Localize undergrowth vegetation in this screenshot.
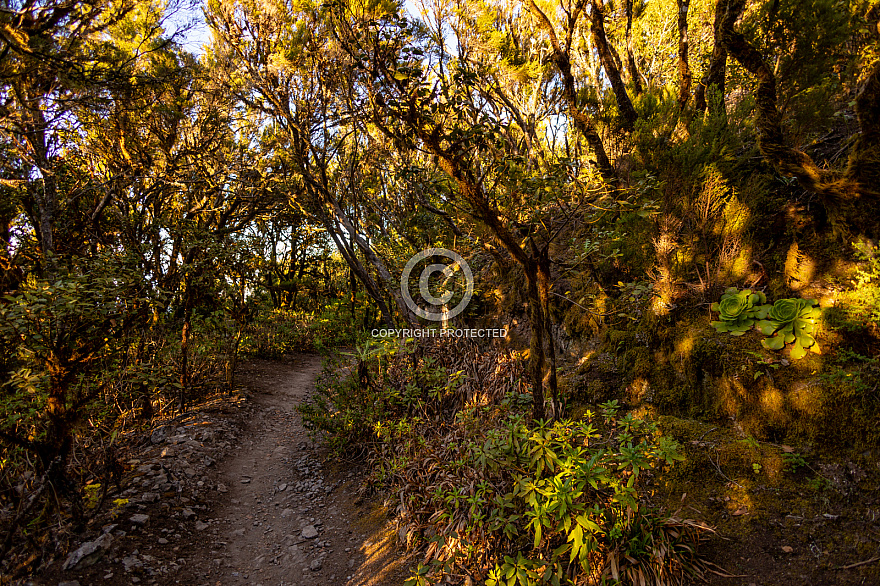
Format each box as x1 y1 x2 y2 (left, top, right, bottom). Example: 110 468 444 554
0 272 367 572
3 0 880 582
300 339 714 585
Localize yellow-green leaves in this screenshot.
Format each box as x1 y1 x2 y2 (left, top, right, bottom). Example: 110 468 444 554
709 289 822 360
710 287 769 335
758 298 821 359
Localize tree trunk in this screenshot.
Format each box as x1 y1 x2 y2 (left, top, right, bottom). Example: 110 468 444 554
590 0 638 131
325 223 395 327
676 0 693 110
694 0 727 115
624 0 643 95
528 0 617 185
45 369 70 468
720 0 880 234
525 267 547 421
534 242 558 418
226 328 242 393
178 283 192 412
422 140 548 421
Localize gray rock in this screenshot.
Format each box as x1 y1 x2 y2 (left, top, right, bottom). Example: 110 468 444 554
280 508 295 518
309 558 323 571
181 508 196 519
58 581 81 586
141 492 159 503
287 545 305 563
150 427 169 445
130 514 149 525
195 521 209 531
301 525 318 539
122 555 143 572
62 533 114 570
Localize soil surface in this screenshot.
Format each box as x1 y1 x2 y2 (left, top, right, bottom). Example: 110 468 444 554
43 354 411 586
39 354 880 586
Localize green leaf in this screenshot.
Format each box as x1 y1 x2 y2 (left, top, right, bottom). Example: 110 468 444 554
794 329 815 349
762 335 785 350
756 320 776 335
790 341 807 360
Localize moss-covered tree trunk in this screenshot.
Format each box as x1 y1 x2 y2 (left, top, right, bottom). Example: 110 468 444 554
589 0 638 131
721 0 880 235
676 0 693 110
694 0 727 115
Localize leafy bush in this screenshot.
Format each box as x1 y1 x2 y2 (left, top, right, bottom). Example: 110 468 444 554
825 240 880 333
300 340 712 585
240 310 314 358
241 297 370 358
710 288 769 335
757 298 821 359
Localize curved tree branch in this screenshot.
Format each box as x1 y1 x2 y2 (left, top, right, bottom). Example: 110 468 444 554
721 0 880 233
676 0 693 110
720 0 836 192
527 0 617 185
589 0 638 131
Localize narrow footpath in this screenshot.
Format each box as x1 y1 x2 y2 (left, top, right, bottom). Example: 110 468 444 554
49 355 409 586
174 355 409 586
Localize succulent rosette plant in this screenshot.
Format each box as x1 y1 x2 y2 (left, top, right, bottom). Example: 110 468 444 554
757 298 821 359
710 288 770 335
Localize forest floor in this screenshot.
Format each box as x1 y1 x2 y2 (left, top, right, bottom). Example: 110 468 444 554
35 354 880 586
40 354 411 586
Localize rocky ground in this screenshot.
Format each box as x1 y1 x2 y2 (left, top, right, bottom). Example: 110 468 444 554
39 354 410 586
34 353 880 586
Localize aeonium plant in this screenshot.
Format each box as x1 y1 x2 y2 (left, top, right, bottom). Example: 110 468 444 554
710 288 770 335
757 298 821 359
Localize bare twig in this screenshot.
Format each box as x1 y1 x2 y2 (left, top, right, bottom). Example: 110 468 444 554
835 556 880 570
708 449 743 489
0 456 62 564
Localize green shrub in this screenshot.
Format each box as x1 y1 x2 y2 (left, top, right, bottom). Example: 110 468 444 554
825 240 880 333
300 340 713 585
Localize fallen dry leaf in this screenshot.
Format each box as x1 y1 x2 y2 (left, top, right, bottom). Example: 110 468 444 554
781 545 794 553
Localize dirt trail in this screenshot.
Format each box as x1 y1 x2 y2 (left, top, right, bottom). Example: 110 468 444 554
168 355 409 586
40 355 409 586
128 355 405 586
